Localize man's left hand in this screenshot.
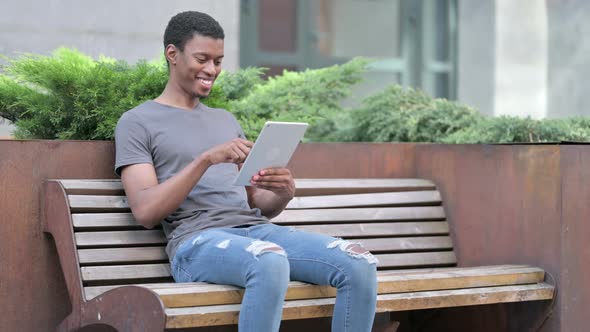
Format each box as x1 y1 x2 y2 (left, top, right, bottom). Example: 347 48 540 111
251 168 295 199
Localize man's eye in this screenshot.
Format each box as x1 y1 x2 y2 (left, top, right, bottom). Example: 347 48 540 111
215 61 222 66
196 58 207 63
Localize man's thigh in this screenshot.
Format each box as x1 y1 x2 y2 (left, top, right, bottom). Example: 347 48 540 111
250 224 376 285
171 228 285 286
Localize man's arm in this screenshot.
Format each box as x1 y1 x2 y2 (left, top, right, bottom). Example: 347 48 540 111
121 138 253 228
246 168 296 219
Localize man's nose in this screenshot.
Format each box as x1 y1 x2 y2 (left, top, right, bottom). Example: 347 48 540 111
203 60 216 75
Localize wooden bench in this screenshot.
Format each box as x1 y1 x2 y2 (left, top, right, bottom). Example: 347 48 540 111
43 178 555 332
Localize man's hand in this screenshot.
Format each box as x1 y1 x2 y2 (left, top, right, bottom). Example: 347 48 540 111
250 168 295 199
203 138 253 165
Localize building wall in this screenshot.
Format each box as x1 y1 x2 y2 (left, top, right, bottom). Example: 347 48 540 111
458 0 589 119
0 119 13 137
546 0 590 118
0 0 241 136
494 0 548 119
456 0 496 117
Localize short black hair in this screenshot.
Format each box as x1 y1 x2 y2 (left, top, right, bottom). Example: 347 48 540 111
163 11 225 52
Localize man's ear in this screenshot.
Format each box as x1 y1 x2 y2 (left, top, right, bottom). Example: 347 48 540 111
164 44 178 65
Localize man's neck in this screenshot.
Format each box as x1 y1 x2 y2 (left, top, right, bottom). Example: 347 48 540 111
155 82 200 111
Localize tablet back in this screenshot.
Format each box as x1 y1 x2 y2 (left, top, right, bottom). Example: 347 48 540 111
234 121 308 186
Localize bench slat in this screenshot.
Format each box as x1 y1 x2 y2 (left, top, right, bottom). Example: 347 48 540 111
75 237 454 265
81 263 172 282
294 178 436 196
75 230 166 247
59 179 436 196
69 195 129 212
67 191 441 212
296 222 449 237
164 283 555 328
286 191 441 209
73 213 140 230
376 282 554 312
274 206 445 224
360 236 453 252
78 247 168 264
73 222 449 248
58 179 124 195
71 206 446 230
79 251 455 282
376 251 456 268
83 265 544 301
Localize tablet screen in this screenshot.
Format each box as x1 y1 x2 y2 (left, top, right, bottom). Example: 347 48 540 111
234 121 308 186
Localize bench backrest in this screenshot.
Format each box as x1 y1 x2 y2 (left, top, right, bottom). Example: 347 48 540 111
50 178 455 302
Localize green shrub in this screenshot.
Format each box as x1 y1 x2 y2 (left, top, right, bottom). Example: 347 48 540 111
321 84 590 144
1 48 169 139
2 48 588 143
444 116 590 143
0 48 365 140
228 58 367 140
330 85 481 143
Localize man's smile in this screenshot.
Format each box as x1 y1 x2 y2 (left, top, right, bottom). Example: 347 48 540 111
197 77 213 88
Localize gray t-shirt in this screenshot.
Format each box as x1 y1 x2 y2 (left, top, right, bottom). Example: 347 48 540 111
115 100 269 258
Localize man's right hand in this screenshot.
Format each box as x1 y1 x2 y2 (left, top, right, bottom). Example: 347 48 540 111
203 138 253 165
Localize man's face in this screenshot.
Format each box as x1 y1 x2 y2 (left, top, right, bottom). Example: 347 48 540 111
173 34 224 99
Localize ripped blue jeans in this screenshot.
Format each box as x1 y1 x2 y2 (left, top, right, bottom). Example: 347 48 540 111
171 223 378 332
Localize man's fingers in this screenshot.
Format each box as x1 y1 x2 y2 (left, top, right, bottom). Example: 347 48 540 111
236 138 254 147
231 146 247 162
252 182 283 189
234 150 242 161
253 175 289 182
235 142 251 156
258 168 290 176
231 139 252 157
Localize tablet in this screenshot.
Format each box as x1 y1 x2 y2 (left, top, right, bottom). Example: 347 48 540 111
234 121 308 186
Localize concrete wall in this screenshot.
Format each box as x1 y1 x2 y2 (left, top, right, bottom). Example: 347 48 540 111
494 0 548 119
0 0 241 136
0 119 13 137
456 0 496 117
546 0 590 118
458 0 549 118
458 0 590 118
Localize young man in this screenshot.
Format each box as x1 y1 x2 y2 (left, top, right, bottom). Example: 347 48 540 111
115 11 377 332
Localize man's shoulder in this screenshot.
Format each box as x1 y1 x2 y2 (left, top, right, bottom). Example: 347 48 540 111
200 103 230 114
115 101 157 135
123 100 155 117
118 100 163 124
200 103 238 122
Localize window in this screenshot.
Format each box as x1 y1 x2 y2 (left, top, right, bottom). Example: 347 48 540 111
240 0 457 100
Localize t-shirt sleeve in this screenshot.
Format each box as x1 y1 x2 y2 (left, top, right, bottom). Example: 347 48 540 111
114 112 153 176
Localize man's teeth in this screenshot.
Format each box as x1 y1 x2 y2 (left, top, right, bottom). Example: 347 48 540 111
199 78 212 85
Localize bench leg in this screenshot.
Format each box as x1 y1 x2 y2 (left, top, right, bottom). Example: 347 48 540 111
58 286 167 332
371 313 401 332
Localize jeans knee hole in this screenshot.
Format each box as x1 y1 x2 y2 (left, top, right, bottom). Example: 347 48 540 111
246 240 287 259
327 239 379 265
